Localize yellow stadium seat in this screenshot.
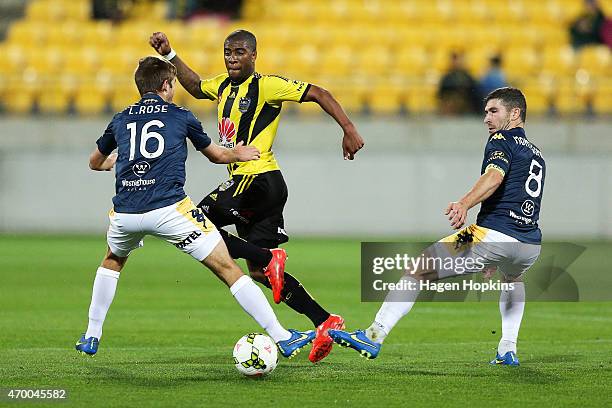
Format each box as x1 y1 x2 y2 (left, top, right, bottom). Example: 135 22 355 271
63 47 100 78
539 27 570 48
592 93 612 115
115 24 153 50
80 21 115 49
407 83 437 114
590 79 612 114
319 45 352 78
6 21 46 49
110 85 141 112
367 83 406 115
64 0 90 20
356 46 391 78
541 45 577 77
503 47 539 79
38 83 73 114
283 44 320 79
5 84 36 114
522 86 551 115
395 46 428 77
46 22 86 47
324 80 365 114
577 45 611 77
0 44 27 76
26 46 64 75
188 21 227 52
73 76 113 115
556 95 586 115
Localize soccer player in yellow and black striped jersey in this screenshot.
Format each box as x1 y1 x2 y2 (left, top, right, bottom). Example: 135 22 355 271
150 30 364 363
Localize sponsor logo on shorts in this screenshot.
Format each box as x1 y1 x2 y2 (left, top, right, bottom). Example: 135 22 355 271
175 231 202 249
230 208 249 224
521 200 535 216
218 179 235 192
277 227 287 236
132 161 150 177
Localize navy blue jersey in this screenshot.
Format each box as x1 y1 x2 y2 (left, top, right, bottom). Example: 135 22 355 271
476 127 545 244
96 93 211 213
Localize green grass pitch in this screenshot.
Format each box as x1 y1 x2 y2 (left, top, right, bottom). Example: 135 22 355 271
0 236 611 407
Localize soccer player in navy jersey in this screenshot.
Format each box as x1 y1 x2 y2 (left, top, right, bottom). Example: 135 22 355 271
75 56 315 358
330 88 545 366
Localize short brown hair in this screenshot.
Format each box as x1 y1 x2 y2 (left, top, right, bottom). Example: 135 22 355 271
134 56 177 96
484 87 527 122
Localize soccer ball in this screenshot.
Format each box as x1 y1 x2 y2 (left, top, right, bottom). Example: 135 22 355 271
232 333 278 377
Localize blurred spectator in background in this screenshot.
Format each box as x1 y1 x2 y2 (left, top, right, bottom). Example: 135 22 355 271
570 0 607 49
437 52 480 115
92 0 124 20
479 54 508 102
168 0 243 20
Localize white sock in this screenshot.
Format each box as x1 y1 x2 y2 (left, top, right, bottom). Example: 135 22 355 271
368 275 420 343
498 282 525 355
230 275 291 343
85 267 120 339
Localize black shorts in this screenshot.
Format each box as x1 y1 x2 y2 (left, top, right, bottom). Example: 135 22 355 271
197 170 289 249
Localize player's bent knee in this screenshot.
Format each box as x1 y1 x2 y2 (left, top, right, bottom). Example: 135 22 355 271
101 247 128 272
201 241 244 286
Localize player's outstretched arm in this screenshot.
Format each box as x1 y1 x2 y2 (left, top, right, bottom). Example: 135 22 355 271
445 169 504 229
149 32 207 99
302 85 364 160
200 141 260 164
89 148 117 171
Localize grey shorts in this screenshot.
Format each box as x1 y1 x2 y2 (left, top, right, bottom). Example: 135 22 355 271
427 224 541 279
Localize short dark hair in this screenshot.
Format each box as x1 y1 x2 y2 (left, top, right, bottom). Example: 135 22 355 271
134 56 177 96
225 29 257 51
484 87 527 122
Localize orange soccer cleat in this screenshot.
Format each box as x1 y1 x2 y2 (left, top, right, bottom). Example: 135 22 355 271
309 314 345 363
264 248 286 304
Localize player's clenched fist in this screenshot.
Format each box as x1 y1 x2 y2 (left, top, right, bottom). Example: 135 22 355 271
342 125 365 160
149 32 172 55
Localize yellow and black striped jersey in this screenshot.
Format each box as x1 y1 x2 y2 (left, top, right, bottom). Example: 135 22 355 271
200 72 310 176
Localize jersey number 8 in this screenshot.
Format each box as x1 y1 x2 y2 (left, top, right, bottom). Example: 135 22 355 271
127 120 165 160
525 159 543 198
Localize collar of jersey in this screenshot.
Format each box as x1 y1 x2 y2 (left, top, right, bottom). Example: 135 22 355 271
140 92 165 102
229 72 256 86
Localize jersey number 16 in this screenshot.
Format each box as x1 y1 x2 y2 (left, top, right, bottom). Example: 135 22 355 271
127 120 165 160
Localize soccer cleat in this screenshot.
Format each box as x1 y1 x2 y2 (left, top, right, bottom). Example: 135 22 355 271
328 329 381 360
75 334 99 356
490 351 520 366
309 314 345 363
264 248 286 304
276 329 315 358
